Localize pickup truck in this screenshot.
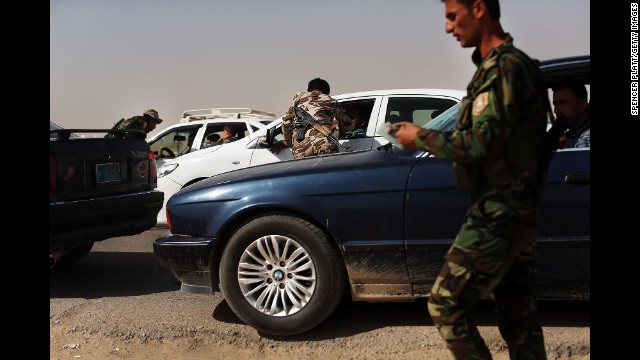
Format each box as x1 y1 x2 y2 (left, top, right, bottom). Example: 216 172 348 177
49 123 164 268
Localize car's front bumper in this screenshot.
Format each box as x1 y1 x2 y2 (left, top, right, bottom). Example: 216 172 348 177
153 231 219 294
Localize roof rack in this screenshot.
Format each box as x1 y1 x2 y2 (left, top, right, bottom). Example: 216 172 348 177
180 108 277 123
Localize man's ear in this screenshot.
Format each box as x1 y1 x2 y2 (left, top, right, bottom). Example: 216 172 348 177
472 0 486 19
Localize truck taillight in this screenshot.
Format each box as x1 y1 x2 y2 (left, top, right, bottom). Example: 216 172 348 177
148 151 158 188
50 153 56 196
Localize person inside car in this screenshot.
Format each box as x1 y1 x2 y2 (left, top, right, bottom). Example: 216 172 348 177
181 132 197 155
552 80 590 148
218 125 239 144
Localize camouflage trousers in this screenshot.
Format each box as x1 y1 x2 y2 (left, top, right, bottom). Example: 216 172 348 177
427 191 547 360
291 128 338 159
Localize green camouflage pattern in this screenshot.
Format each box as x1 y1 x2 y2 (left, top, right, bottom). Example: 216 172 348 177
282 90 353 159
112 116 150 132
416 35 549 359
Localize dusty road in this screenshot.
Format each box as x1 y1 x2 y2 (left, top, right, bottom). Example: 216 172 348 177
50 227 590 359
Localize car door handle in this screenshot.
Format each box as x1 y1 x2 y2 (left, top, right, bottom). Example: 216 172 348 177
232 161 240 165
564 172 590 184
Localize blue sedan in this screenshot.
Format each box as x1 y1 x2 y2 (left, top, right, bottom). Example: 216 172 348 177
154 56 590 336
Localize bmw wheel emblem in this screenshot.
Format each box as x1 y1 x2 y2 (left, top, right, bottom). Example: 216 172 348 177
273 270 284 281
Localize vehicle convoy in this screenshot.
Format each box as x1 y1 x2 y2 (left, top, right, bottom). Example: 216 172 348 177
50 123 164 268
146 108 275 168
155 89 466 224
152 55 589 337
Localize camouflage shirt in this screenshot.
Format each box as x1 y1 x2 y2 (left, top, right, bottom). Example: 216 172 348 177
111 115 151 133
282 90 353 145
414 34 549 197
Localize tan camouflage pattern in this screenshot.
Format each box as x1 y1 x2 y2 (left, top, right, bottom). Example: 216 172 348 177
415 35 550 360
282 90 353 159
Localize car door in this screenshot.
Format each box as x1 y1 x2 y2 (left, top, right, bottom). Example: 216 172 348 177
403 147 590 299
403 153 470 297
534 147 590 299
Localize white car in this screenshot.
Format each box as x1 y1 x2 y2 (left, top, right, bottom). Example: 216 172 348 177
155 89 466 224
147 108 276 168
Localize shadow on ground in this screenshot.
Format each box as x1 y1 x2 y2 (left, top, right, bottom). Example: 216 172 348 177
212 297 590 340
49 251 181 299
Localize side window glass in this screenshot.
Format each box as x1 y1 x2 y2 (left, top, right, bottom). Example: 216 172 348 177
149 126 199 159
273 125 284 142
339 99 376 139
202 123 244 147
386 97 458 127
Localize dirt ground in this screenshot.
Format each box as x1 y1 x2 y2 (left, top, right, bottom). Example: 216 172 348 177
49 291 590 360
50 228 590 360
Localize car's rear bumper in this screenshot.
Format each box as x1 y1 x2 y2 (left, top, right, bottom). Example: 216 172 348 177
153 232 218 293
50 190 164 249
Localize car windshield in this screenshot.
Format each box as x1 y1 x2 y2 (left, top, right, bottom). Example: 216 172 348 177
424 102 459 131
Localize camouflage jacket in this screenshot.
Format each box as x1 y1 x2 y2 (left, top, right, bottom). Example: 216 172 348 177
112 116 150 133
414 34 549 197
282 90 353 144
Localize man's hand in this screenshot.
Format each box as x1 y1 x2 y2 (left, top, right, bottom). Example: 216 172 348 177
388 122 421 152
270 140 291 154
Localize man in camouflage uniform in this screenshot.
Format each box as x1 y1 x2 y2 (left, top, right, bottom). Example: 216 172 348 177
392 1 550 359
272 78 353 159
108 109 163 137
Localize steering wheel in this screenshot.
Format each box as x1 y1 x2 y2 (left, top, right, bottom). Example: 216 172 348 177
160 147 176 158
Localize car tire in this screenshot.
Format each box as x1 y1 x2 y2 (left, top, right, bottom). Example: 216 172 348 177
219 213 346 336
58 242 94 266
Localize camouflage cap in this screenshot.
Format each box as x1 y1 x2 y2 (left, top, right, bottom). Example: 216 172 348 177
143 109 163 123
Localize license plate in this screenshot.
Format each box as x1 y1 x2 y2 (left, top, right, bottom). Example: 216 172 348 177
96 162 121 184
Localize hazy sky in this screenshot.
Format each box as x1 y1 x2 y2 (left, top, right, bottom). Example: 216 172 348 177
51 0 590 137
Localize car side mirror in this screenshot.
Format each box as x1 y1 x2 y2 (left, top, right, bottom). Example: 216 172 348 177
258 128 273 148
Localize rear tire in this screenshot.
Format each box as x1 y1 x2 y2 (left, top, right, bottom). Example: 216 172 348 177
219 214 346 336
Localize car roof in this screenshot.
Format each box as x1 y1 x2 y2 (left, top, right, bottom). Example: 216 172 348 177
333 88 466 100
539 55 590 87
180 108 276 122
159 118 269 131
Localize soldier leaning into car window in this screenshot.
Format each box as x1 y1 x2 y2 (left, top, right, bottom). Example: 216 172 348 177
391 1 550 359
271 78 353 159
106 109 163 139
552 80 590 148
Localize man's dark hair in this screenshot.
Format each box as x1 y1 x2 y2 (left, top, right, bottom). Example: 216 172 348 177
442 0 500 20
307 78 331 94
552 80 588 100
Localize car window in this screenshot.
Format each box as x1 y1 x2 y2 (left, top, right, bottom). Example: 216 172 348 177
424 94 591 151
150 126 201 159
202 122 248 147
339 99 377 138
425 102 460 131
387 97 458 127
